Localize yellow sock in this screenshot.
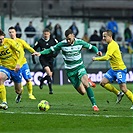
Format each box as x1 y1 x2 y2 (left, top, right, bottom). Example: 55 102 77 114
26 81 33 95
104 83 119 95
0 84 7 103
125 90 133 103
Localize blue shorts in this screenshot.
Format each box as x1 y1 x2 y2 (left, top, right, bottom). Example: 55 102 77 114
104 68 127 84
0 66 10 79
21 63 31 80
0 66 22 83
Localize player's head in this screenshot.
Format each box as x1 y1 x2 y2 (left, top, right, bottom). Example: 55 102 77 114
65 29 75 45
8 26 17 39
0 29 5 45
102 30 113 43
43 28 51 41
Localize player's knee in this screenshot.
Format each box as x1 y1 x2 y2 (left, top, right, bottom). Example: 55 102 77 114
15 89 22 94
80 91 85 95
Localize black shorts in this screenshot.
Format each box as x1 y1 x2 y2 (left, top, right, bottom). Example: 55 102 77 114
39 56 54 72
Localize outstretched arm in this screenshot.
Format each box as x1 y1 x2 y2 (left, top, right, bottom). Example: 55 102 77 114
91 45 102 56
32 48 52 56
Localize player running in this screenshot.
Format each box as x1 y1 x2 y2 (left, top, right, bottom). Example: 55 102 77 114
92 30 133 110
32 29 102 111
0 29 24 109
8 26 36 100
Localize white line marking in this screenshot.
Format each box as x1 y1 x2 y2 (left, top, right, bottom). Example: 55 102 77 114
0 111 133 118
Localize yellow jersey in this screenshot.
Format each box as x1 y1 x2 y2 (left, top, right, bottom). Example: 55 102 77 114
0 38 24 70
95 40 126 70
14 38 35 66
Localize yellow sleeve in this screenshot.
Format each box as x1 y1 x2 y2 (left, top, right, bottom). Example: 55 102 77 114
20 39 35 53
94 54 110 61
94 42 114 61
11 40 24 65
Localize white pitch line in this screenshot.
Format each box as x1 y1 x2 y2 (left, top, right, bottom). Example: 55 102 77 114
0 111 133 118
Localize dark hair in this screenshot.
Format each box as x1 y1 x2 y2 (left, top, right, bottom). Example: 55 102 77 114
0 29 5 36
8 26 16 31
43 28 50 33
65 29 73 37
106 30 113 37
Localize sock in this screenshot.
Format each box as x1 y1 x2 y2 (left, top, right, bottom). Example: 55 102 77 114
125 90 133 103
86 87 97 106
26 81 33 95
47 76 53 92
104 83 119 95
0 84 7 103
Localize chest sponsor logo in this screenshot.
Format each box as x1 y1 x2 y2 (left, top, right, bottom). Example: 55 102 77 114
0 49 10 56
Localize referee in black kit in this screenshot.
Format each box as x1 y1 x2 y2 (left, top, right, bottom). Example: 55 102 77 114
32 28 58 94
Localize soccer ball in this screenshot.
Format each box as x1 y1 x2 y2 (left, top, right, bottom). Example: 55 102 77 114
38 100 50 111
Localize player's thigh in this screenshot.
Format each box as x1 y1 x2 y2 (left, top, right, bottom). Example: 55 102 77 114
0 72 8 84
0 67 10 84
103 69 115 83
10 70 22 83
116 69 127 84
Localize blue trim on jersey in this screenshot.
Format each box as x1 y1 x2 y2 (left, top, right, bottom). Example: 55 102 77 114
104 68 127 84
0 66 10 79
21 63 31 80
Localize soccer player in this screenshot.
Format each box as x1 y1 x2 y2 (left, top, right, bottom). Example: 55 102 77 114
32 28 58 94
8 26 36 100
0 29 24 110
92 30 133 109
32 29 102 111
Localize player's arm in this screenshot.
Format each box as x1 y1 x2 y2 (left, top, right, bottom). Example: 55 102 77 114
92 45 114 61
22 40 36 53
82 40 102 56
40 42 61 55
32 42 61 56
93 53 111 61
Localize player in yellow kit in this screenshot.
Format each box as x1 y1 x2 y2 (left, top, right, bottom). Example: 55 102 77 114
92 30 133 109
8 26 36 100
0 29 24 110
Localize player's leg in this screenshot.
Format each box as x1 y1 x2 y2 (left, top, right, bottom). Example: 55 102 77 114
80 74 99 111
100 69 123 100
44 66 53 94
117 69 133 109
22 63 36 99
10 69 23 103
119 83 133 103
67 67 99 111
0 69 10 110
40 66 53 94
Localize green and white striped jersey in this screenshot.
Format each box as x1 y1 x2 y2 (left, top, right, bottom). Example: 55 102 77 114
40 38 98 69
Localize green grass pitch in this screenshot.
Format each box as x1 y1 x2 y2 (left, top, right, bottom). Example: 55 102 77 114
0 83 132 133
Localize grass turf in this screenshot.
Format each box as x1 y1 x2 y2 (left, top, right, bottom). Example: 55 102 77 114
0 84 133 133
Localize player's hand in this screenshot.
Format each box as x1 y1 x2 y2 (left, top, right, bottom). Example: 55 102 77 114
97 51 102 56
92 56 96 61
15 64 20 72
32 52 41 56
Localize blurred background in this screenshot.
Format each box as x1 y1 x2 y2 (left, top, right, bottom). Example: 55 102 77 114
0 0 133 85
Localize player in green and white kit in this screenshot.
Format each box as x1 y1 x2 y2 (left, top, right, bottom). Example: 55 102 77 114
32 29 102 111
